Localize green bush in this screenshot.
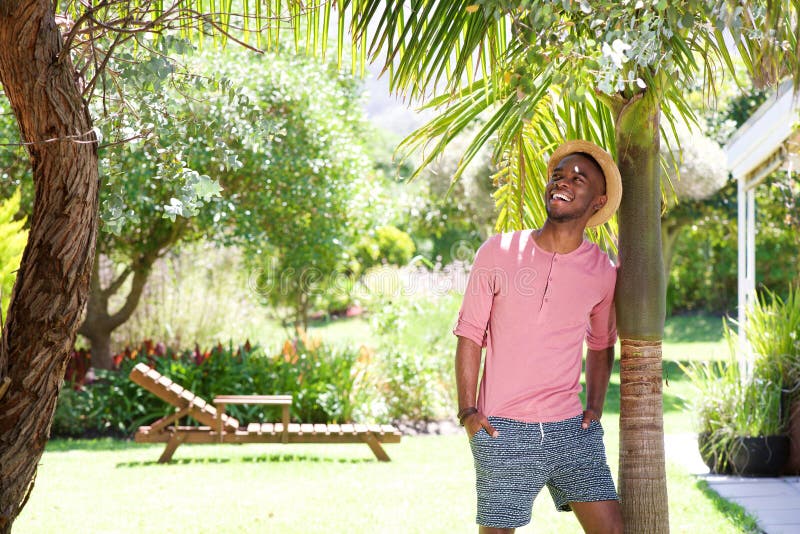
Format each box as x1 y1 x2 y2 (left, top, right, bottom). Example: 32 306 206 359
51 387 98 438
367 281 463 421
354 225 416 270
0 189 27 317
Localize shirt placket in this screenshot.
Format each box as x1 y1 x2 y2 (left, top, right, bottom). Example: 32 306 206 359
539 253 557 312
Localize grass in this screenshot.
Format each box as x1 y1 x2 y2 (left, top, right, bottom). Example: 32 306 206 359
15 312 753 533
17 430 757 534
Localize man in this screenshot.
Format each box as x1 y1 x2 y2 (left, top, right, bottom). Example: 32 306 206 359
453 140 623 534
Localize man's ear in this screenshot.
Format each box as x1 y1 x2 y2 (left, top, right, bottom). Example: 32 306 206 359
593 195 608 212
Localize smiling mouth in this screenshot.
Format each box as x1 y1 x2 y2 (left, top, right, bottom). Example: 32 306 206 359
551 192 572 202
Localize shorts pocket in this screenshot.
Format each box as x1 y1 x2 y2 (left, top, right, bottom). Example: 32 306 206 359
469 427 486 444
591 419 604 435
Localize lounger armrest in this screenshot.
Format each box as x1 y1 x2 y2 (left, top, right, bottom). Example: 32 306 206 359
212 395 292 406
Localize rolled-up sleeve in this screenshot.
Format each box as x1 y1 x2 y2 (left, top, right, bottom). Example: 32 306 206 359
453 238 496 348
586 265 618 350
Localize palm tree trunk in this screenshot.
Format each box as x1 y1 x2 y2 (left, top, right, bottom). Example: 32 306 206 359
610 89 669 533
0 2 99 531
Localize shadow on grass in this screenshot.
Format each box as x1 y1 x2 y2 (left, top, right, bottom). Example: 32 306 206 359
46 437 141 453
116 452 373 468
664 314 726 343
695 479 762 533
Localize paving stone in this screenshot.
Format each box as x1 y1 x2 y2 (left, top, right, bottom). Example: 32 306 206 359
729 494 800 511
708 481 795 498
757 509 800 525
761 524 800 534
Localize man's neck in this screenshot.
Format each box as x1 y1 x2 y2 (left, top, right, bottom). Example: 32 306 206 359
533 220 585 254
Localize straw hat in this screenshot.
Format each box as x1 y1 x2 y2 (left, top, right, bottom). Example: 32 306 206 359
546 140 622 227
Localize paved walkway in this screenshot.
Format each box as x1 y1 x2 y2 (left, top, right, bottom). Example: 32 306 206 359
665 433 800 533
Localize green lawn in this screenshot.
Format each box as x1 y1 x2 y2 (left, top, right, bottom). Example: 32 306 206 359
17 430 755 533
15 313 754 533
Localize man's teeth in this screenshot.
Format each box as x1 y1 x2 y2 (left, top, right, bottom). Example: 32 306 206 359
552 193 571 202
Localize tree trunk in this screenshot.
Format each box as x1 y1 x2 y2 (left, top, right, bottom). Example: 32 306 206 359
0 2 99 531
661 219 682 278
78 255 151 370
611 89 669 533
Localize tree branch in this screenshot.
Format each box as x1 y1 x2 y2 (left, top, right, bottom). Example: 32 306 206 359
107 266 151 330
101 266 132 299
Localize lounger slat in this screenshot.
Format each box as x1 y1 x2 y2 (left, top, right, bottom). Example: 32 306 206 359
380 425 398 434
157 376 173 388
261 423 274 434
328 424 341 435
354 424 368 434
179 390 195 404
314 424 328 435
288 423 301 433
247 423 260 434
274 423 284 434
299 423 314 435
341 424 355 434
168 383 184 396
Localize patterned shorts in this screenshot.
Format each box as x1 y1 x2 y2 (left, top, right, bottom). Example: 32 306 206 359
469 415 618 528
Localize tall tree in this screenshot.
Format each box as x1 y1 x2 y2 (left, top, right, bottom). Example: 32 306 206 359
0 2 287 528
345 2 799 531
660 121 727 275
0 4 100 529
77 58 233 369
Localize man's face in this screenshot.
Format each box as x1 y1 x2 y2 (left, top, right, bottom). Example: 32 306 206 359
545 153 608 224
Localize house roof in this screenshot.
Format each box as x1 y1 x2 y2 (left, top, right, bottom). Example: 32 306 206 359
725 78 800 186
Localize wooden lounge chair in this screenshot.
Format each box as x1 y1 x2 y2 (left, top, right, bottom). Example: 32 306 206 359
129 363 401 463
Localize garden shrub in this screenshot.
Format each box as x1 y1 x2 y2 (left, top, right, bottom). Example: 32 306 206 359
366 273 464 421
0 189 27 317
354 225 416 270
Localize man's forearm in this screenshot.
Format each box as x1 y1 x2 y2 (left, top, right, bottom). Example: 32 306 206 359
584 346 615 416
455 336 483 411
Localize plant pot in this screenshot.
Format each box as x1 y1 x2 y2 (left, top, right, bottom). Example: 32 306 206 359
728 435 789 477
698 432 733 474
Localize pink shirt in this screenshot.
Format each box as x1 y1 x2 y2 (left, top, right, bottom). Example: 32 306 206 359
453 229 617 423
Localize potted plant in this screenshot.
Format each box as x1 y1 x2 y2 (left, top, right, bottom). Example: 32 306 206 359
683 321 789 476
743 286 800 474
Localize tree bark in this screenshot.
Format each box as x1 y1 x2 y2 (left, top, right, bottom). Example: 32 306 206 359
0 2 99 531
610 88 669 533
